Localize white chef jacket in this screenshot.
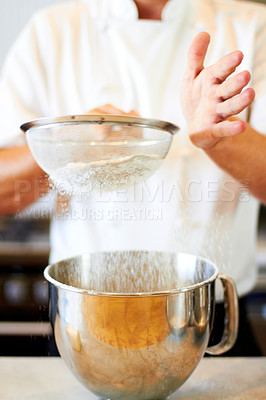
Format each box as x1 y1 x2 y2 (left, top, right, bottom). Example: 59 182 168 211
0 0 266 298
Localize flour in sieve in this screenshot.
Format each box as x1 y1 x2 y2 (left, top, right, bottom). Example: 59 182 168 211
50 154 162 195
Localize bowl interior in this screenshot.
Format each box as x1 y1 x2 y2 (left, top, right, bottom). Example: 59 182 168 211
45 251 218 295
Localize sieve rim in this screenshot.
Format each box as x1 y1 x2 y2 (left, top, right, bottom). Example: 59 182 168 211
20 114 179 136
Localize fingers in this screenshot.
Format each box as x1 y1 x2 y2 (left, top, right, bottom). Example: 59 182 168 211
85 104 141 141
128 109 140 117
212 119 247 138
216 88 255 118
186 32 210 79
208 50 243 84
86 104 125 115
184 33 255 149
217 70 251 100
186 33 243 84
86 104 140 116
190 119 247 149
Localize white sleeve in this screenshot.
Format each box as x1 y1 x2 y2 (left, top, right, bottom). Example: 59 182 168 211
0 14 49 147
249 10 266 135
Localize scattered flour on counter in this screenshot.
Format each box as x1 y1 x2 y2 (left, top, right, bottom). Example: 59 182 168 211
49 154 162 195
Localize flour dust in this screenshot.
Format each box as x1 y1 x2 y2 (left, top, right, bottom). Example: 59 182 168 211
54 251 202 294
49 154 162 195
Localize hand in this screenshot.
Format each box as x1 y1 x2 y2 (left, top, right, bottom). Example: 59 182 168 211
181 32 255 149
86 104 140 140
87 103 139 117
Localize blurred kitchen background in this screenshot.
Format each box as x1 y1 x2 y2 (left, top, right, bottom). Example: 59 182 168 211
0 0 266 357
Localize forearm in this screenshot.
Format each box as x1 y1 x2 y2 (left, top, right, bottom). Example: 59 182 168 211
0 145 49 215
204 122 266 204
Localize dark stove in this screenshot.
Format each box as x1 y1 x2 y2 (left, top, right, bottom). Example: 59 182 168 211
0 216 57 356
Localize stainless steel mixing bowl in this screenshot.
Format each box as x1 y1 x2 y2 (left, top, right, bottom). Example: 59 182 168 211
44 251 238 400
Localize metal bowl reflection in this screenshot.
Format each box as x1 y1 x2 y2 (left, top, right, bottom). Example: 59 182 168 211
44 251 238 400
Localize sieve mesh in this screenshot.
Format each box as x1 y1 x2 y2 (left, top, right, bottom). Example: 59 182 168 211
21 115 179 194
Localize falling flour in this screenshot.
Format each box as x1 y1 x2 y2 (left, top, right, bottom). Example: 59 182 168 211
55 251 196 294
50 154 162 195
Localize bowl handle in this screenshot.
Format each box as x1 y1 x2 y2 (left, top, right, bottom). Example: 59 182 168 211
205 273 239 355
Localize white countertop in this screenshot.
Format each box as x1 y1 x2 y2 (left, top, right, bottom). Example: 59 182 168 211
1 357 266 400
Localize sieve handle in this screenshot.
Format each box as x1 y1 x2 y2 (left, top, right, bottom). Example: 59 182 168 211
206 273 239 355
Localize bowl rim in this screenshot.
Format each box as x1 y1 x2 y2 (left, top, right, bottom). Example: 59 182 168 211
43 252 219 297
20 114 179 136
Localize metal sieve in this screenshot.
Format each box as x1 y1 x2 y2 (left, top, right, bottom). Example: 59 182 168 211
21 115 179 194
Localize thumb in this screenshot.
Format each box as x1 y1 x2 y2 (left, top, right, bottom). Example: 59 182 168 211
128 109 140 117
186 32 210 79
